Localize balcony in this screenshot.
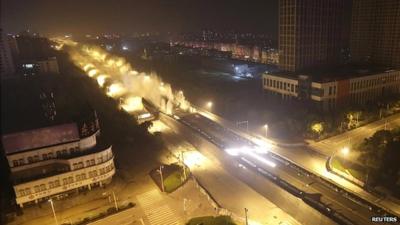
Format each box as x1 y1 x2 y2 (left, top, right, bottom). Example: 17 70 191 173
14 156 115 206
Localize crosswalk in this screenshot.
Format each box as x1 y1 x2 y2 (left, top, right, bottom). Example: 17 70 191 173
136 190 181 225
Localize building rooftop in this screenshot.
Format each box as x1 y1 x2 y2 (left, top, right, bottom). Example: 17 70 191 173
2 123 80 155
268 65 397 82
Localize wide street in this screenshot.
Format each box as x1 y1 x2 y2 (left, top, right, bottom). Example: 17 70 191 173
153 120 307 225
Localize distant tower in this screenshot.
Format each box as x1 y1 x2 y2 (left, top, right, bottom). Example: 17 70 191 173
39 91 57 121
278 0 346 72
0 28 15 78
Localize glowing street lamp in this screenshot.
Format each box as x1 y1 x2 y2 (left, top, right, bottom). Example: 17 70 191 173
206 101 213 109
341 146 350 156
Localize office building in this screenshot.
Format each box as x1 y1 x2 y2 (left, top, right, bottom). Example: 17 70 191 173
263 67 400 110
350 0 400 68
21 57 60 76
278 0 346 72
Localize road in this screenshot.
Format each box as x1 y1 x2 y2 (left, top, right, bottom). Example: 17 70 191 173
175 113 378 225
196 108 400 217
156 119 316 225
310 113 400 156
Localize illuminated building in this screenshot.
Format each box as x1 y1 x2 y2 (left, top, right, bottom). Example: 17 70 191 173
350 0 400 68
263 67 400 110
21 57 59 76
278 0 346 72
2 112 115 207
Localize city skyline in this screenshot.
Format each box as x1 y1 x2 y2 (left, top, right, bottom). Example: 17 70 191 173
2 0 280 37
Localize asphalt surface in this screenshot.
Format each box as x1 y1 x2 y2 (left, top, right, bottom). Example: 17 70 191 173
178 113 383 225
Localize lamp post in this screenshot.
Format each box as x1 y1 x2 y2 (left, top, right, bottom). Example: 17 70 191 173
264 124 269 138
206 101 213 109
102 191 118 211
181 151 187 180
48 199 59 225
158 165 165 192
244 208 249 225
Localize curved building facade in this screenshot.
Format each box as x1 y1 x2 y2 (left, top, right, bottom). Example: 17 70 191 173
2 116 116 207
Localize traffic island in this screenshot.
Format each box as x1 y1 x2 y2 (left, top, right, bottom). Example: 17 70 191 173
150 163 191 193
186 216 237 225
327 156 366 187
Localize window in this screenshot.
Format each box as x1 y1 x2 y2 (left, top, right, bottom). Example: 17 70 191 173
68 177 73 184
62 150 67 155
89 170 98 178
40 184 46 191
333 86 336 95
25 188 31 195
90 159 95 165
273 80 276 88
42 154 48 160
28 157 33 163
56 151 61 157
34 155 39 161
63 178 68 185
290 84 294 92
329 86 332 95
54 180 60 187
13 160 18 167
34 185 40 193
19 190 25 197
48 152 54 158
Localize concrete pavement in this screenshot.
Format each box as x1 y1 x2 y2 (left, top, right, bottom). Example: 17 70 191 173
157 119 319 225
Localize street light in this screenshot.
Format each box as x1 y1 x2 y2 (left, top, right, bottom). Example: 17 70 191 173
263 124 269 138
341 146 350 156
244 208 249 225
206 101 213 109
102 191 118 211
48 199 59 225
158 165 165 192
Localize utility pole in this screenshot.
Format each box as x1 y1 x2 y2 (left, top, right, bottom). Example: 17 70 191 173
112 191 118 211
244 208 249 225
48 199 59 225
181 151 187 180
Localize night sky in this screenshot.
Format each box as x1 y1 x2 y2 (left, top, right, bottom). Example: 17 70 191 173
2 0 278 36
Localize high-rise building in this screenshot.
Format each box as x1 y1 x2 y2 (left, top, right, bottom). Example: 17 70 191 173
350 0 400 68
0 29 15 77
278 0 346 72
